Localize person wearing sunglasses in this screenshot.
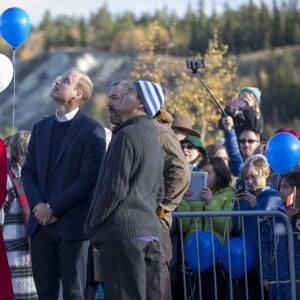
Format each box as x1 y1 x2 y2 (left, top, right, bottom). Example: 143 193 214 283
238 129 261 159
180 135 207 171
222 115 262 177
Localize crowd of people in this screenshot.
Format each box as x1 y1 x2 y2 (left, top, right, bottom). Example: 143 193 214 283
0 71 299 300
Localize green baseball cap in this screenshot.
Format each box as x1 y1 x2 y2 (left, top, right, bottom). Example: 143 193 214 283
180 135 207 157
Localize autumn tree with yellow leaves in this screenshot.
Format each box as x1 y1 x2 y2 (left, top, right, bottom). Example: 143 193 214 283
131 23 238 143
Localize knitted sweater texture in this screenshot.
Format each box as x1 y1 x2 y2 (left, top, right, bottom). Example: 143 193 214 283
84 116 164 243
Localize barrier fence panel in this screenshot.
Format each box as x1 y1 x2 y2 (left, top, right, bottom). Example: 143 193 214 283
172 210 297 300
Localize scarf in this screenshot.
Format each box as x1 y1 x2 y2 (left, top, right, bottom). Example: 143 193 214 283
7 164 30 226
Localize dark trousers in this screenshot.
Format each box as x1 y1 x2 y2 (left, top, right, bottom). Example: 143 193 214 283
30 224 89 300
185 263 227 300
98 238 162 300
160 224 173 300
170 218 184 300
85 244 101 300
226 270 267 300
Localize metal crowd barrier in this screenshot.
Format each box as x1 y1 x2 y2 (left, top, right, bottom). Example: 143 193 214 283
172 210 297 300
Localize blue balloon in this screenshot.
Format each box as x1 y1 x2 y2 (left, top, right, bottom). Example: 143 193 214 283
220 238 255 278
0 7 31 48
265 132 300 174
184 230 221 272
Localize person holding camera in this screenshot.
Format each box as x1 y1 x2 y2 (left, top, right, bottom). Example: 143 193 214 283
221 86 264 137
220 87 264 177
232 154 280 300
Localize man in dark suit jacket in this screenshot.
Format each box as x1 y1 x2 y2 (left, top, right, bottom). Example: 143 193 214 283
22 69 106 300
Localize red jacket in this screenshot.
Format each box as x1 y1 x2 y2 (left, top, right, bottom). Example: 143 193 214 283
0 138 13 299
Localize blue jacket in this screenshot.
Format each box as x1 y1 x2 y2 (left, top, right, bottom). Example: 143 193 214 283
232 186 279 267
223 128 244 177
260 202 300 299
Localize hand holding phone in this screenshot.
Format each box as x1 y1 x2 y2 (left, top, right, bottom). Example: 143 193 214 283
234 178 246 201
235 178 246 193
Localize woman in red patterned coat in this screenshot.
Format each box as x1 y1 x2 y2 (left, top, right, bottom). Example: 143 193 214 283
0 138 13 299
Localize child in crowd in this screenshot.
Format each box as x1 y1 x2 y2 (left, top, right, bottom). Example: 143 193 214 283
206 143 230 168
260 171 300 299
221 86 264 136
178 156 233 300
232 154 279 300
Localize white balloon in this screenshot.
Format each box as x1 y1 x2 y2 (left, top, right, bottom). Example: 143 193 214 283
0 54 13 93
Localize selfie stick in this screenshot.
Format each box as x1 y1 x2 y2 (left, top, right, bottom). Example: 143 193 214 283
186 58 227 117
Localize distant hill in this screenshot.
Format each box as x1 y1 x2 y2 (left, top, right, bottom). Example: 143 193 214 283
1 45 300 134
236 45 300 78
0 50 134 132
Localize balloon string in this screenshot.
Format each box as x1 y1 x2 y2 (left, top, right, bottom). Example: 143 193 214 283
12 48 16 133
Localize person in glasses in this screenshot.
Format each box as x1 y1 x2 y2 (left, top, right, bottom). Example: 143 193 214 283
221 115 261 177
180 135 207 171
238 129 261 159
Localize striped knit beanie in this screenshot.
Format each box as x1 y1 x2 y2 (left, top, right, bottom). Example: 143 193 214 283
134 80 164 117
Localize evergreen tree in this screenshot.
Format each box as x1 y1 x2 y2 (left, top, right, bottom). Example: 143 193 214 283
271 0 286 46
262 49 299 124
258 2 272 49
89 5 114 50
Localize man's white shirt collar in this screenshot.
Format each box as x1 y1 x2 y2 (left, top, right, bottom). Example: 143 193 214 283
55 108 79 122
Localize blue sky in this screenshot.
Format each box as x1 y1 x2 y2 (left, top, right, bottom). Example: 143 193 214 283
0 0 282 26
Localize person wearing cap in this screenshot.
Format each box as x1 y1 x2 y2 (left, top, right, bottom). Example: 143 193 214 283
153 109 190 300
180 135 207 171
84 80 165 300
238 86 261 108
171 113 200 141
220 86 265 177
220 86 264 137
